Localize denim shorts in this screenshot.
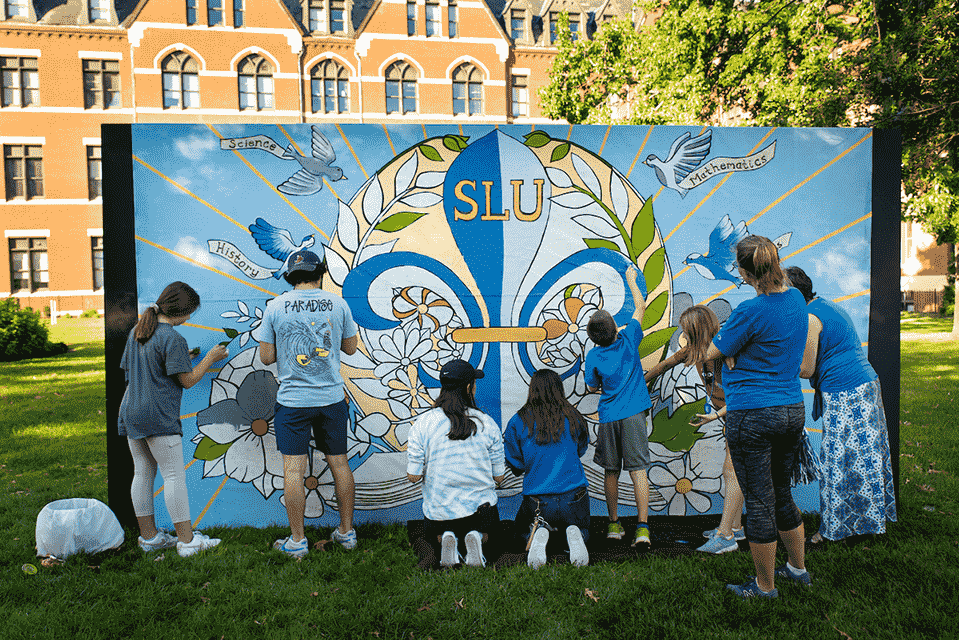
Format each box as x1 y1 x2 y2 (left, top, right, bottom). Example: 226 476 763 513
726 403 805 543
273 400 348 456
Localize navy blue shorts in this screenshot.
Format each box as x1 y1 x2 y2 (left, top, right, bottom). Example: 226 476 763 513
274 401 348 456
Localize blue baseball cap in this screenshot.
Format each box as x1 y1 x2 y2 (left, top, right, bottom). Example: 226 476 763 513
286 249 323 274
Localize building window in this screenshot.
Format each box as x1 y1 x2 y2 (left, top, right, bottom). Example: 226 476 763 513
208 0 223 25
549 12 558 43
9 237 48 293
511 74 528 117
511 9 524 41
311 60 348 114
4 145 43 200
452 63 482 116
5 0 29 18
186 0 197 25
448 0 457 37
308 0 326 31
238 54 274 110
92 236 104 291
89 0 109 21
162 52 199 109
406 0 416 36
233 0 243 26
569 12 580 41
385 60 416 115
1 57 39 108
82 60 121 109
87 146 102 200
425 0 440 36
331 0 345 32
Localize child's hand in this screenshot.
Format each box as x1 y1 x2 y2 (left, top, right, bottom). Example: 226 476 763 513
207 345 229 362
724 356 736 371
690 412 718 427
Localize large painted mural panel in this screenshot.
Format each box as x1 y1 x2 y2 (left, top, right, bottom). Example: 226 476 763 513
124 124 874 529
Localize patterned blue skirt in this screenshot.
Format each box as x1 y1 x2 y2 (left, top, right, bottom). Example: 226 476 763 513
818 378 897 540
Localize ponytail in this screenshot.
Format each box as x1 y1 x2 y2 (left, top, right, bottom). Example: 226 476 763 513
134 281 201 344
735 235 787 295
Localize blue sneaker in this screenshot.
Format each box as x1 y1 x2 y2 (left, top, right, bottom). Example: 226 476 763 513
726 578 778 599
775 563 812 586
702 527 746 542
273 536 308 559
332 527 357 550
696 532 738 554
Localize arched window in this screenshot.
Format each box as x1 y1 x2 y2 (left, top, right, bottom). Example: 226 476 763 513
161 52 199 109
385 61 417 115
237 54 274 110
452 63 482 116
311 60 349 114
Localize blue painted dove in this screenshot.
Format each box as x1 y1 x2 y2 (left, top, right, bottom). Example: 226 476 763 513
277 126 346 196
644 130 712 198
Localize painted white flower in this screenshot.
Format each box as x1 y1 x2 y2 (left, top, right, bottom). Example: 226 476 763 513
649 360 704 419
370 323 434 382
386 366 434 420
391 286 454 332
348 412 392 460
537 285 601 396
648 450 722 516
280 449 336 518
433 319 465 369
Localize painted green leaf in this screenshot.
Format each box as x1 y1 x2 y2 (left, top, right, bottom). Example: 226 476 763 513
374 211 428 233
193 436 233 461
523 131 551 148
454 135 470 150
648 398 706 453
630 197 655 256
222 327 239 339
564 284 578 298
642 291 668 329
443 135 469 152
584 238 620 252
551 142 571 162
638 326 676 359
419 144 443 162
642 247 667 292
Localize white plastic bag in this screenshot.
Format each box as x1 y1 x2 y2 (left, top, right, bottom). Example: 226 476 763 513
35 498 124 558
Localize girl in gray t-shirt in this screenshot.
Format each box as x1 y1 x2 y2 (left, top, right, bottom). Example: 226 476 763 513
119 281 227 557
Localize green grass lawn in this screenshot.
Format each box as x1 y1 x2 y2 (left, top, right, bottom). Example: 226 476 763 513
900 311 955 333
1 321 957 639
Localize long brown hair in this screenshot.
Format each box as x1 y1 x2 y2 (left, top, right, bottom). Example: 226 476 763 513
735 235 789 295
434 382 479 441
134 281 201 344
679 305 720 367
517 369 587 445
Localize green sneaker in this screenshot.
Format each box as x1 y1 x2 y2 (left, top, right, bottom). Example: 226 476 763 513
632 525 651 547
607 521 626 540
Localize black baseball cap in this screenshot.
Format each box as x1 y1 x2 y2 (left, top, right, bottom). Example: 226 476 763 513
439 359 484 388
287 249 322 274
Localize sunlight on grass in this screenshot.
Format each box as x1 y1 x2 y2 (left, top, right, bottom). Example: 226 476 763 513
14 423 96 438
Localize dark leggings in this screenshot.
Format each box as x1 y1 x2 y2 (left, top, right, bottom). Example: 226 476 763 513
726 404 805 543
424 503 500 555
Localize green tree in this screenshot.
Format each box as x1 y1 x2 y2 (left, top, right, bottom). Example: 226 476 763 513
540 0 959 332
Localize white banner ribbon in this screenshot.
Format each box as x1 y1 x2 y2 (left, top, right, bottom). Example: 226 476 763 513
219 135 288 158
208 239 277 280
679 141 777 191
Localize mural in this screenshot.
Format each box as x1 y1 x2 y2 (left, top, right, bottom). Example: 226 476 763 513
126 124 874 528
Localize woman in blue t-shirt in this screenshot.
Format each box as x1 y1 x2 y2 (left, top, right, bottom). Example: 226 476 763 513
703 236 813 598
786 266 897 543
504 369 590 569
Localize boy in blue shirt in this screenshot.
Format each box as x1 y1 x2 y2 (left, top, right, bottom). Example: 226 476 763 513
585 266 653 546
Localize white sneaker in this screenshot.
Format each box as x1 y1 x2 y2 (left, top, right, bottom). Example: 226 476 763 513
177 531 221 557
138 530 177 552
527 527 549 569
440 531 460 567
464 530 486 567
566 525 589 567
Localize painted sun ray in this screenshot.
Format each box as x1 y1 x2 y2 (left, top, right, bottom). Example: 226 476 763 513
182 322 226 333
193 476 229 528
782 213 872 261
599 124 612 155
132 156 246 231
207 124 329 241
135 235 274 296
627 125 655 178
335 122 369 180
835 289 871 303
381 124 396 155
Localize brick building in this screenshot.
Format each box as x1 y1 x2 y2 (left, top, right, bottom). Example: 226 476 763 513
2 0 630 315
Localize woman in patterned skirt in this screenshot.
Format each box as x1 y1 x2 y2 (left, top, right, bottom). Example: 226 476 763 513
786 266 897 542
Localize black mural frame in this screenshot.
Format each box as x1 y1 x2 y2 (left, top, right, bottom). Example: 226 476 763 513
103 125 902 530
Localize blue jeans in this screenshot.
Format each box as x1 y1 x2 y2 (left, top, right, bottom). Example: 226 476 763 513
726 404 805 543
516 486 591 545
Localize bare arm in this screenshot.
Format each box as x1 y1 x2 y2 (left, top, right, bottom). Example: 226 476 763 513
800 314 822 378
341 334 357 356
690 404 727 427
644 345 688 382
259 341 277 366
627 266 646 324
178 345 229 389
706 341 736 371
